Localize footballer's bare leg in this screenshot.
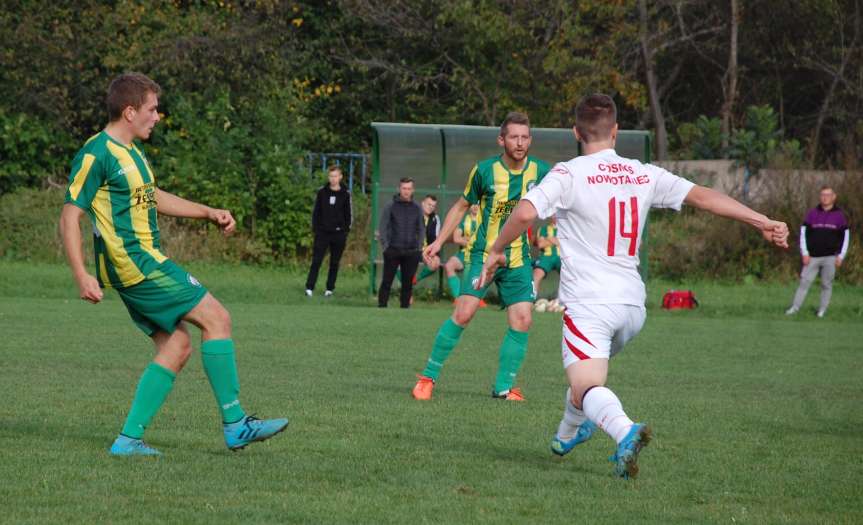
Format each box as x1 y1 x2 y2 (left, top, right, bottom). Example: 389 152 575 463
152 323 194 373
183 293 232 341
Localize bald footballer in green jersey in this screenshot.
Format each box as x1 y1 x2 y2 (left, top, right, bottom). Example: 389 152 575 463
412 112 550 401
532 217 562 297
60 73 288 456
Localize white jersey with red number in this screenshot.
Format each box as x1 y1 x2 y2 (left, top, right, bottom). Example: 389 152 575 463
523 148 694 306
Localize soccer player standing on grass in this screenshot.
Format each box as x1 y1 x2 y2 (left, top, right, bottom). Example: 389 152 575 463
412 112 550 401
479 94 789 478
59 73 288 456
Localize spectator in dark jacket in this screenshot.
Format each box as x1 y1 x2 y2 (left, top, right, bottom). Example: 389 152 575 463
377 178 424 308
786 185 851 317
305 166 352 297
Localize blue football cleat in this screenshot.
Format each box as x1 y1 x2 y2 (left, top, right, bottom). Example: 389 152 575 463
224 414 289 451
109 435 162 456
609 423 652 479
551 420 597 456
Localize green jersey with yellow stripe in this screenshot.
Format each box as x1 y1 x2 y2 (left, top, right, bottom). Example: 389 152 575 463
458 212 479 263
462 155 550 268
538 224 559 257
65 131 168 289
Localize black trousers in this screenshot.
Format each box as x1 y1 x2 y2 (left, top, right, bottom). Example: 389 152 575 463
305 231 348 292
378 246 421 308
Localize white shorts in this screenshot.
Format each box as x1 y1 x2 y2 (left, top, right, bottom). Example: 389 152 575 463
561 304 646 368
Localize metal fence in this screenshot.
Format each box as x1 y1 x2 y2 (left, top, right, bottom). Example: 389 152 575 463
304 152 370 193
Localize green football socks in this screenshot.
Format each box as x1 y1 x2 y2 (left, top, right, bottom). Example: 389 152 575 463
201 339 246 424
447 275 461 298
422 318 465 380
121 362 176 439
494 328 529 393
417 266 435 281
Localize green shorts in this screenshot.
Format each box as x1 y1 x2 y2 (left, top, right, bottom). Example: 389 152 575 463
533 254 561 275
116 260 208 336
461 262 535 307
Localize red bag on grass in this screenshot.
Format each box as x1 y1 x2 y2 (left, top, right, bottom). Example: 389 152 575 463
662 290 699 310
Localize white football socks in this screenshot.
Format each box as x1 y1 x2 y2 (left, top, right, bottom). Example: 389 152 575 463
583 386 634 444
556 387 588 440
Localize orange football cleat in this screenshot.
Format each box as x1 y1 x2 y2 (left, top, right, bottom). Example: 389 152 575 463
492 387 525 401
478 299 488 308
412 375 435 400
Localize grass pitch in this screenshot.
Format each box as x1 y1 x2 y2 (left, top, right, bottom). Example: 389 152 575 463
1 261 861 524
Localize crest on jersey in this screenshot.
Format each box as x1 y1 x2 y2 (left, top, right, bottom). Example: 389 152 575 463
187 274 202 287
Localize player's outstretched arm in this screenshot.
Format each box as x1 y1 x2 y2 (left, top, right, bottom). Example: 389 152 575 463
59 204 103 304
684 185 789 248
478 199 537 288
155 188 236 234
424 197 470 264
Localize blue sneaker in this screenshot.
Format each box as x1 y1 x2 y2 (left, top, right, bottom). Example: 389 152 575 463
551 420 597 456
609 423 652 479
109 435 161 456
224 414 289 451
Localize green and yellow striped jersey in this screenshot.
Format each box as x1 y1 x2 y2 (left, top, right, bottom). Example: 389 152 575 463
538 224 559 257
462 155 550 268
64 131 167 289
458 212 479 263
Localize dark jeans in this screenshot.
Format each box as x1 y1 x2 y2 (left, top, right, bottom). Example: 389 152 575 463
305 231 348 292
378 246 421 308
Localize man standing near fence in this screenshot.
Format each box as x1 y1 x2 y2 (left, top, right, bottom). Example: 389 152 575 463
305 165 352 297
785 185 850 317
377 178 424 308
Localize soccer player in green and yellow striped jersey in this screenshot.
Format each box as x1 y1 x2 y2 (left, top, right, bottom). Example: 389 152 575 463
532 216 562 298
412 112 550 401
59 73 288 456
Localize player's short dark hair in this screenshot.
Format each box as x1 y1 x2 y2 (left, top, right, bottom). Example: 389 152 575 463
399 177 414 185
423 194 438 202
575 94 617 143
499 111 530 136
327 164 343 175
106 73 161 122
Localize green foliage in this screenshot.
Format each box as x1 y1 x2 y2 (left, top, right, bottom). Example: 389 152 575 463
0 188 75 261
675 116 723 160
0 109 74 194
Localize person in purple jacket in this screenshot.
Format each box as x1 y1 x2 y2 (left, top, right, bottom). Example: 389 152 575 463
786 185 850 317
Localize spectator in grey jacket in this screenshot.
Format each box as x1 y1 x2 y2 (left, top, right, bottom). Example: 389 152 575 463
786 185 851 317
377 178 424 308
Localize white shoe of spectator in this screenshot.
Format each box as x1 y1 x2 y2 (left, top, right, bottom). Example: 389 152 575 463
305 289 313 297
784 307 798 315
816 309 826 318
324 290 334 297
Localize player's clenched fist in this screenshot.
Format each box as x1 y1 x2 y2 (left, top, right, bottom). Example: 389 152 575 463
76 273 103 303
423 240 441 266
761 219 789 248
477 250 506 289
208 208 236 235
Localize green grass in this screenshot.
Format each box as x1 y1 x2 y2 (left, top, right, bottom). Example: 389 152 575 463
1 261 861 523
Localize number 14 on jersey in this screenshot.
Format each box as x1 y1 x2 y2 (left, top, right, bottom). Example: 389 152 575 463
607 196 639 257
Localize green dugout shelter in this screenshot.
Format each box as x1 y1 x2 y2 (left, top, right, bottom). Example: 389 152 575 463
368 123 652 295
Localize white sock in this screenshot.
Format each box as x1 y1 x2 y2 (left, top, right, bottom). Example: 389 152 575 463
583 386 634 444
556 387 588 440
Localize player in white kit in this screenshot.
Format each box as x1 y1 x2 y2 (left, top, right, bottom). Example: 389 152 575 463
478 94 789 479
